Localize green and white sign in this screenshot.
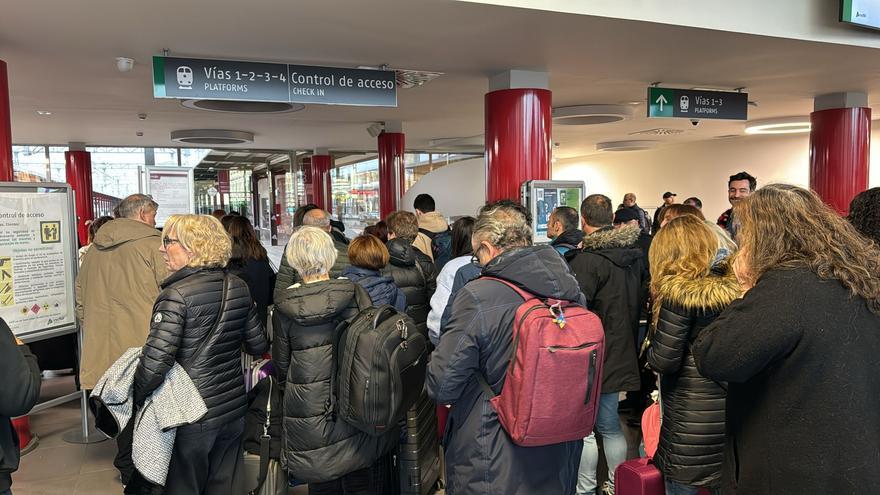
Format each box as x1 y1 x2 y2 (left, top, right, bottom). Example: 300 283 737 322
841 0 880 30
647 87 748 121
153 56 397 107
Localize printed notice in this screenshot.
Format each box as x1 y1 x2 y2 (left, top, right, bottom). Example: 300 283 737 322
148 169 192 227
0 192 73 335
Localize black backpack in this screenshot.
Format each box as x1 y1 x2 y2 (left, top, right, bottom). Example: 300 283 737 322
333 305 427 436
420 228 453 271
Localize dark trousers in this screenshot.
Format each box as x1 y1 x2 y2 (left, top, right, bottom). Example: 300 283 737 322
164 417 245 495
309 453 392 495
114 416 135 484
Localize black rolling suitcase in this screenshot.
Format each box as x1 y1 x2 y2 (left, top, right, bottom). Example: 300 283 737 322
392 391 441 495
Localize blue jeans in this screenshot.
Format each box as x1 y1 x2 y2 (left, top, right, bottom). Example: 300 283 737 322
665 480 719 495
576 392 628 495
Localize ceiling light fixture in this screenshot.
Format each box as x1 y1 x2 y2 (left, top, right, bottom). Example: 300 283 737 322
171 129 255 145
116 57 135 73
36 110 52 116
552 105 632 125
596 140 658 152
744 116 811 135
181 99 304 114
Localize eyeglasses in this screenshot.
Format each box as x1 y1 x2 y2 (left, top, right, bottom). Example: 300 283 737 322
162 237 180 248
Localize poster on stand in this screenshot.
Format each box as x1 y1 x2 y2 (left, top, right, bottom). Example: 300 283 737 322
0 183 77 340
146 167 194 227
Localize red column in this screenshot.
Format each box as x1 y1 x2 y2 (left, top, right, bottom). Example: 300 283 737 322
378 132 405 219
485 89 552 203
65 150 94 246
312 154 333 212
809 107 871 215
0 60 13 182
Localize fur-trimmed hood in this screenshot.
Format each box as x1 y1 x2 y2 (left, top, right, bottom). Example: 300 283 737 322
652 263 741 324
582 225 641 250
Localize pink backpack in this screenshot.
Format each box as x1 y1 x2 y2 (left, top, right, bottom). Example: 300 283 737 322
477 277 605 447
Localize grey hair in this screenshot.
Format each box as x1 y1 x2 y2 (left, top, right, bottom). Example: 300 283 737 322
116 194 158 219
302 208 331 229
285 226 337 278
472 203 532 252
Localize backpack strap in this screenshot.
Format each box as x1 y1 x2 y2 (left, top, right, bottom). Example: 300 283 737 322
480 276 535 302
418 227 437 240
251 377 274 495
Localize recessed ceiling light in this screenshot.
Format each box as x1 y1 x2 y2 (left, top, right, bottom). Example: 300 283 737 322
36 110 52 116
181 100 304 114
596 140 658 152
619 100 643 106
553 105 633 125
744 117 811 135
171 129 255 145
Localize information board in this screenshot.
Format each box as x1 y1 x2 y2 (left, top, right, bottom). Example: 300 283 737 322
841 0 880 30
146 167 194 228
521 180 586 244
0 183 78 341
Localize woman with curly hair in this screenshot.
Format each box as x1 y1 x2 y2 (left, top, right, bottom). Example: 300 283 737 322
692 184 880 494
848 187 880 245
133 214 268 495
646 216 738 495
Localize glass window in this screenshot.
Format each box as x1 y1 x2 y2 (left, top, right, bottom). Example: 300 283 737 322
331 156 380 235
87 147 145 199
48 146 67 182
180 148 211 168
11 145 49 182
153 148 179 167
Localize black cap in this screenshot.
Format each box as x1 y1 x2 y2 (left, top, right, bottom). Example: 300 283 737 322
662 191 676 199
613 207 641 224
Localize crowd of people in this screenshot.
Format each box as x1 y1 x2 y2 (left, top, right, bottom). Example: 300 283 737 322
2 173 879 495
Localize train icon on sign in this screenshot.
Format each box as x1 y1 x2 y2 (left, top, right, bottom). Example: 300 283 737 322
176 66 193 89
679 96 690 113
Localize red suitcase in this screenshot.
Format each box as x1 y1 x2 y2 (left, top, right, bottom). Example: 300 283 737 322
614 458 664 495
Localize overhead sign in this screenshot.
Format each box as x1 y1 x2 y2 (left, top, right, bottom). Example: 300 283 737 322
153 56 397 107
647 87 748 120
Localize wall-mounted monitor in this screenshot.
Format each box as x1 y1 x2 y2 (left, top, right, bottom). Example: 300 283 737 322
521 180 586 244
841 0 880 30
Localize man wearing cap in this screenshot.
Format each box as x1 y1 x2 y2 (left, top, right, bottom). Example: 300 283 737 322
614 207 652 267
652 192 676 233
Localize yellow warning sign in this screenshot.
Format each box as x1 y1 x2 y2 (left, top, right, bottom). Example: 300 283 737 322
0 256 12 307
40 221 61 244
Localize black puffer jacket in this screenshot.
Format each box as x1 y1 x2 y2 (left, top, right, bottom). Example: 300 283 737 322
569 225 648 393
646 266 740 488
273 278 397 483
134 267 268 429
383 238 437 337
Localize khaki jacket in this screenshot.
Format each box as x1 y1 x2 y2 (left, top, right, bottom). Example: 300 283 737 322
75 218 168 389
413 212 448 261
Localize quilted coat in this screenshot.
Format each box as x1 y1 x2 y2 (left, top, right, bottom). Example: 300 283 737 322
273 278 397 483
646 264 740 488
133 267 268 429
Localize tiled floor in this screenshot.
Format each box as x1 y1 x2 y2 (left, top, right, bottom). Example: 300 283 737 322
11 375 311 495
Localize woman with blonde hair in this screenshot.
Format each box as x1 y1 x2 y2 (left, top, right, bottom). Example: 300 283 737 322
692 184 880 493
646 216 739 495
133 214 268 494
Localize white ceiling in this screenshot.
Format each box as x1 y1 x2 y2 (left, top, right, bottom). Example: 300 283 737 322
3 0 880 160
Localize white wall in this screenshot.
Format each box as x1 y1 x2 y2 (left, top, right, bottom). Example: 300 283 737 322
553 131 880 221
401 157 486 218
402 133 879 223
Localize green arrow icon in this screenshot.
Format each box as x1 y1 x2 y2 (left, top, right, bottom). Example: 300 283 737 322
647 87 674 118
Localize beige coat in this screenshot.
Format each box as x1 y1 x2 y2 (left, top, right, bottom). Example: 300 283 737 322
413 211 449 261
75 218 168 389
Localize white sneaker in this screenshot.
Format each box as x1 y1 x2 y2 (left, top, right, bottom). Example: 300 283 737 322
600 481 614 495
